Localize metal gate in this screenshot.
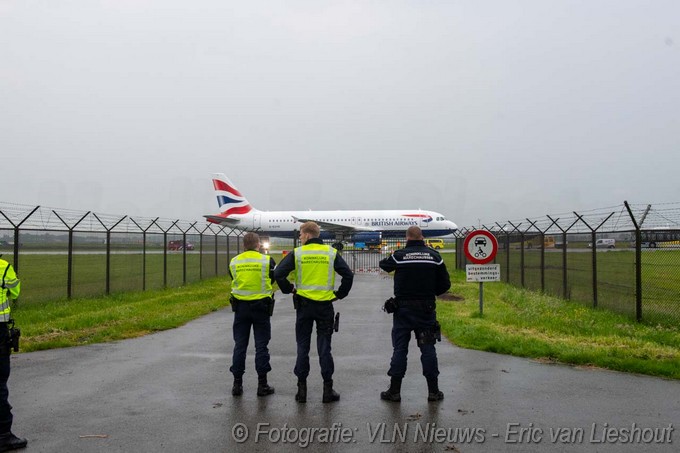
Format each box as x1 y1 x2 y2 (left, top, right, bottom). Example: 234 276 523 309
332 237 405 274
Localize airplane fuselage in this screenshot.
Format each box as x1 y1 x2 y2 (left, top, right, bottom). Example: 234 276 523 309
220 209 457 239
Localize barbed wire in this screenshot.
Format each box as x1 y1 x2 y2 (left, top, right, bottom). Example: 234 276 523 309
465 201 680 235
0 202 220 235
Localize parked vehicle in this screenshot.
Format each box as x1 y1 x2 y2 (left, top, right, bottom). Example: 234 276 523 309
588 239 615 249
425 238 445 249
638 229 680 248
525 235 555 249
168 240 194 251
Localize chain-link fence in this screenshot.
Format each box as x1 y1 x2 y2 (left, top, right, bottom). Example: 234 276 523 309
455 202 680 325
0 203 244 304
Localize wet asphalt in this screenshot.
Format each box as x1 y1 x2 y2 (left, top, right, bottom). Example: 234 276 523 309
9 274 680 453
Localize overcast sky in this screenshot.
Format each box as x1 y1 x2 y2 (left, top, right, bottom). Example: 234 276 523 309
2 0 678 227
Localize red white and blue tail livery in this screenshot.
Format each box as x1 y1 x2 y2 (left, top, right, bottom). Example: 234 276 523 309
212 174 253 218
204 173 457 239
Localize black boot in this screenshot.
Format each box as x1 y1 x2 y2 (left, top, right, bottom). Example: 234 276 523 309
380 377 402 402
0 432 27 452
295 380 307 403
427 377 444 401
257 374 275 397
232 377 243 397
322 380 340 403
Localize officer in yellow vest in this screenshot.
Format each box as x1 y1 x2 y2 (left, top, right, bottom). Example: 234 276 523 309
0 257 27 451
228 233 277 397
274 222 353 403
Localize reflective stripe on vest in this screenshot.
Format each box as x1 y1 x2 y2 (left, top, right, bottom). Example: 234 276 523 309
0 260 17 322
229 251 272 300
294 244 337 301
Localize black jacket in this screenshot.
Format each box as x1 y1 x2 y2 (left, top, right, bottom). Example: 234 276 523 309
274 238 354 299
379 239 451 302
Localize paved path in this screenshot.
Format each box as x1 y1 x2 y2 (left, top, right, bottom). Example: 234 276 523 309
10 275 680 452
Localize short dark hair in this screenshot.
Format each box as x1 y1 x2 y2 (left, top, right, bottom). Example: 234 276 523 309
243 232 260 251
406 226 423 240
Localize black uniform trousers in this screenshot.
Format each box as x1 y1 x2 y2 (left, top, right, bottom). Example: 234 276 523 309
388 306 439 380
0 324 12 434
294 300 334 382
230 298 272 378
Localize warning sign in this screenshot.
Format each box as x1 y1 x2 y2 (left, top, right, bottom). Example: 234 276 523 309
463 230 498 265
466 264 501 282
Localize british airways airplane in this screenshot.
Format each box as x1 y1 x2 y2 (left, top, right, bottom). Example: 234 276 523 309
204 173 457 242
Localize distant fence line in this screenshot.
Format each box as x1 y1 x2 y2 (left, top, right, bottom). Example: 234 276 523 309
4 201 680 326
0 203 248 302
454 201 680 325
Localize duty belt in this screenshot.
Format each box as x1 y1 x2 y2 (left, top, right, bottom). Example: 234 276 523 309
395 299 435 310
232 296 272 304
297 295 333 304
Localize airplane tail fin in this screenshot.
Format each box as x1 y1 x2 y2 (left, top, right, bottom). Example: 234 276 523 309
211 173 256 217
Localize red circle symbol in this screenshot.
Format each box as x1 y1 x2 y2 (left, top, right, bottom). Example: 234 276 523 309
463 230 498 264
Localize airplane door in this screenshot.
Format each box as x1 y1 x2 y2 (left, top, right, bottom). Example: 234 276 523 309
358 217 363 226
253 214 261 230
420 215 429 228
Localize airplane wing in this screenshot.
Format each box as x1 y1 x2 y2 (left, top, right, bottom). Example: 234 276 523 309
292 216 374 233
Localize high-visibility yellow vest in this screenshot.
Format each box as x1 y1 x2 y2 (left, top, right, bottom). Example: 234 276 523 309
0 259 20 322
229 250 273 301
294 243 337 301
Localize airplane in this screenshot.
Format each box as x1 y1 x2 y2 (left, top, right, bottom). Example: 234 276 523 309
204 173 458 246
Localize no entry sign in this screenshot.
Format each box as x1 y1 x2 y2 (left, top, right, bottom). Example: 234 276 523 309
463 230 498 265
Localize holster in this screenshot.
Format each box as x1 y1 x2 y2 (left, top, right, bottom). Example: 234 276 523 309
230 295 239 313
333 312 340 332
383 297 396 314
267 297 275 317
416 321 442 347
1 320 20 354
293 293 300 310
8 326 20 352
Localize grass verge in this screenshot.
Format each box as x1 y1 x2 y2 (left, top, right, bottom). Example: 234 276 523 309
13 277 230 352
438 270 680 379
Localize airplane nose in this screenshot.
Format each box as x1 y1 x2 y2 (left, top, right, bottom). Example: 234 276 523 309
447 221 458 232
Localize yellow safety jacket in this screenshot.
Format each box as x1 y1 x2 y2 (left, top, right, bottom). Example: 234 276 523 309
294 243 337 301
229 250 273 301
0 259 20 322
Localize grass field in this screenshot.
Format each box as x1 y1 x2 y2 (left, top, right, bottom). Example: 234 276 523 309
14 277 232 352
468 249 680 325
435 267 680 379
6 251 233 303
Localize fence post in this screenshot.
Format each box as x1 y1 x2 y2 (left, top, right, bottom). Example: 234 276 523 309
508 221 525 287
92 213 127 295
624 201 643 321
525 219 542 291
456 228 467 269
227 231 231 268
547 215 579 299
177 222 197 286
574 211 614 308
214 230 219 276
130 217 158 292
199 225 212 279
0 205 40 273
158 220 179 288
52 210 91 299
494 223 509 283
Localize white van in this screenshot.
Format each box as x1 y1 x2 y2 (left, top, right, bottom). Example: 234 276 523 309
588 238 616 249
